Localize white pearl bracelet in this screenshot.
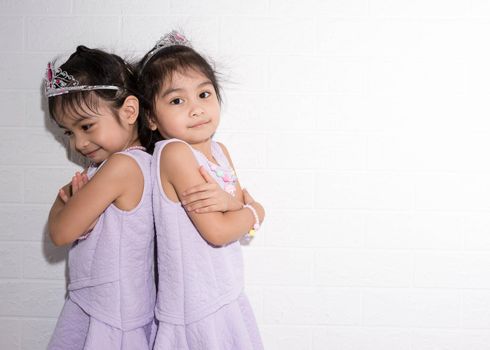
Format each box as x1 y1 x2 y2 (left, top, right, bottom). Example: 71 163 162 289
243 203 260 239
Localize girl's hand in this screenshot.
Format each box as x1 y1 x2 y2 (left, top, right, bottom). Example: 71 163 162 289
242 188 255 205
59 171 89 204
71 171 89 196
181 166 243 213
60 171 97 234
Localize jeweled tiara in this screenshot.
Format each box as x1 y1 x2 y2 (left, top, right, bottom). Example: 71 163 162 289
140 30 192 69
44 62 120 97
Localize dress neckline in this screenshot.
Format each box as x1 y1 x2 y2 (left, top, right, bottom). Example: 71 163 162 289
191 143 225 169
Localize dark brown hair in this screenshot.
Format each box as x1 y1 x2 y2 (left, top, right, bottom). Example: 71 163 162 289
137 44 222 149
47 46 153 151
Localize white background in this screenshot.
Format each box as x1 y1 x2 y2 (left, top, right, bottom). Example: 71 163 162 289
2 0 490 349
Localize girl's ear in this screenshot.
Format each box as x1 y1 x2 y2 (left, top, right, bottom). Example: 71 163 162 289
147 116 158 131
120 95 139 125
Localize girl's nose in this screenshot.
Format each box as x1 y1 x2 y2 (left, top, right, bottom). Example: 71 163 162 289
74 135 89 151
190 103 204 118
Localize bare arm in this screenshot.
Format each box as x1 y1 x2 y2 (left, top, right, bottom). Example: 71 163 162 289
181 166 244 213
48 154 143 246
161 142 265 246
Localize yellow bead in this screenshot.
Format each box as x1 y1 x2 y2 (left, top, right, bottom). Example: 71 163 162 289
249 229 256 237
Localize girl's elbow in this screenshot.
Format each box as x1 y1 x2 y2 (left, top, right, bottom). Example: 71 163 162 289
203 233 226 247
209 236 229 247
49 225 69 247
201 227 229 247
49 233 65 247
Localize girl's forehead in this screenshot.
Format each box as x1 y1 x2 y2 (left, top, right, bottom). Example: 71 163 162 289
174 67 207 81
55 112 93 129
54 96 112 127
161 68 210 89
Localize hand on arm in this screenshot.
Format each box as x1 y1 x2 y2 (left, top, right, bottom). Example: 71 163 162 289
48 155 139 246
56 171 99 237
181 166 244 213
162 142 265 246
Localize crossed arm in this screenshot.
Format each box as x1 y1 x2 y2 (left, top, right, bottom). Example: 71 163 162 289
160 142 265 246
48 154 143 246
48 151 254 247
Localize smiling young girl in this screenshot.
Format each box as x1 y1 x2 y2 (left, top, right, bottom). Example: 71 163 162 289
45 46 156 350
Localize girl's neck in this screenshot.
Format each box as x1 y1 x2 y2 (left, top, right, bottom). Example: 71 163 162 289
188 138 216 164
124 134 142 150
91 141 145 167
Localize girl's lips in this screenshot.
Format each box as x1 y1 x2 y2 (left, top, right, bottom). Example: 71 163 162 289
189 120 210 128
84 148 101 158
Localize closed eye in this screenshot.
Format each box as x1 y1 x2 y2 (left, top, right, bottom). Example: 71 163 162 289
81 124 93 131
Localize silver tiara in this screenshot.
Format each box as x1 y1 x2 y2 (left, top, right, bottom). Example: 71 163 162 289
44 62 120 97
141 30 192 68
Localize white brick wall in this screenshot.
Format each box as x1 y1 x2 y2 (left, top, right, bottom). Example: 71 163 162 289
2 1 490 349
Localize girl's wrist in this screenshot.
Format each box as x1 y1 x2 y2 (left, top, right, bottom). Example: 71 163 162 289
247 201 264 223
228 196 244 212
243 203 260 240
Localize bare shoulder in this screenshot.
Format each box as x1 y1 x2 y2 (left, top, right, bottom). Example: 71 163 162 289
93 153 143 184
161 141 193 162
160 141 200 178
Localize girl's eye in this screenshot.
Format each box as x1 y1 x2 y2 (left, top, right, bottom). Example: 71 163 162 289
64 130 73 136
200 91 211 99
81 124 93 131
170 98 184 105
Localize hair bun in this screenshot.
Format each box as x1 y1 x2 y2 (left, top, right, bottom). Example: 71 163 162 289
75 45 90 54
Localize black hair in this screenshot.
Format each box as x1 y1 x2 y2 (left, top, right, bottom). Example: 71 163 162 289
47 46 153 152
137 43 222 148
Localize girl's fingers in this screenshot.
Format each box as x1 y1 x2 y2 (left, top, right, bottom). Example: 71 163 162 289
242 188 255 204
182 185 217 202
59 189 69 203
75 175 82 192
72 172 89 194
71 176 78 193
185 198 215 212
182 183 213 197
80 174 88 186
181 191 215 205
199 166 218 184
194 205 217 213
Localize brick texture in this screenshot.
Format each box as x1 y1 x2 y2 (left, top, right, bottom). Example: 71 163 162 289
2 1 490 349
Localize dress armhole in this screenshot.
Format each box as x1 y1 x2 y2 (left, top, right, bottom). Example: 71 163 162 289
155 139 199 205
110 152 147 214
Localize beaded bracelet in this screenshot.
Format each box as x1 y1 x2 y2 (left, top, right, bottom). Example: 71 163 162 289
243 203 260 239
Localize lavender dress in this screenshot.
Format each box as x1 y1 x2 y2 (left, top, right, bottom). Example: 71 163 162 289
152 139 263 350
48 149 156 350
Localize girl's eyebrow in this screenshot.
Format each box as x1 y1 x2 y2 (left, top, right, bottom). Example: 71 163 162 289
161 81 213 98
161 87 183 98
198 81 213 87
56 116 88 130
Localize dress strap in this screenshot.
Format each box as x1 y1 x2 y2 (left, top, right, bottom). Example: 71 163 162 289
211 141 231 168
87 148 146 180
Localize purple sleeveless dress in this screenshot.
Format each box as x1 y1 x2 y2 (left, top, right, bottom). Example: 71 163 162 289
152 139 263 350
48 149 156 350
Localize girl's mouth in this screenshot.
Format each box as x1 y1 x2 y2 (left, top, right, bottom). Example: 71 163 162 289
189 120 210 128
84 148 101 158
